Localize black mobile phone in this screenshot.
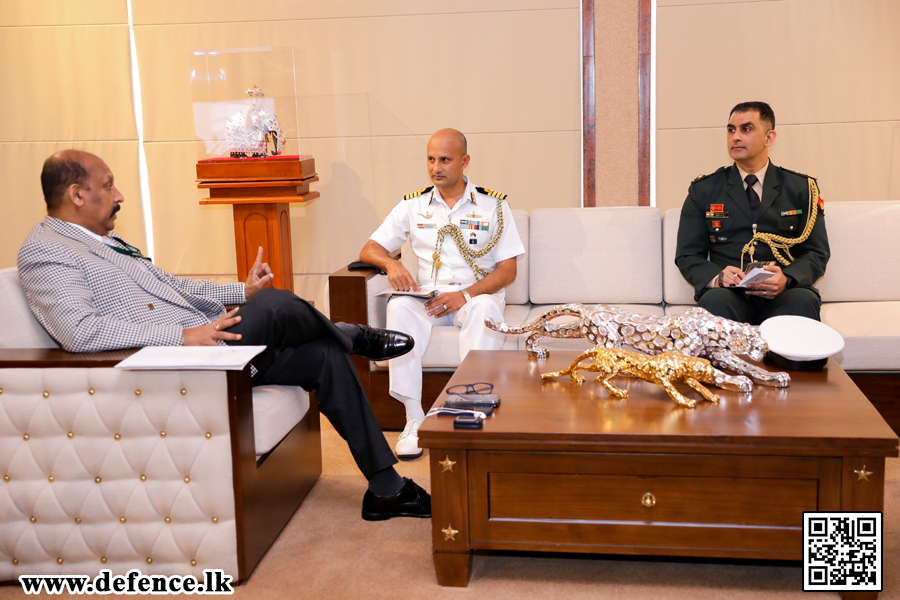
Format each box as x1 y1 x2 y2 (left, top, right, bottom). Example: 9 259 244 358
443 400 496 411
453 415 483 429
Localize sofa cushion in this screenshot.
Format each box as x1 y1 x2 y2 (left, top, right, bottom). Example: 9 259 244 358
816 201 900 302
821 301 900 371
500 303 532 350
504 209 530 305
373 302 532 371
529 207 662 305
664 304 697 316
420 302 532 368
252 385 309 456
662 208 698 306
0 267 58 349
399 238 417 276
517 303 666 353
419 326 466 368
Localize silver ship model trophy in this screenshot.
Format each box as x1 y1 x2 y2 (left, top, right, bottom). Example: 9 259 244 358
225 85 285 158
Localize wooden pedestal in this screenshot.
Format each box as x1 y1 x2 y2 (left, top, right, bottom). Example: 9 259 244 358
197 155 320 293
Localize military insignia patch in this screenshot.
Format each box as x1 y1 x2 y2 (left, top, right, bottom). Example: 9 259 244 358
475 186 507 200
403 186 433 200
783 167 817 181
818 197 825 213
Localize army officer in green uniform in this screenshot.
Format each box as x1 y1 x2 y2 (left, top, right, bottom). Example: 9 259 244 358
675 101 830 325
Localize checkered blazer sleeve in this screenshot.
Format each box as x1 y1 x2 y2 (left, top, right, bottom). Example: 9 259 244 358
145 262 246 306
17 239 186 352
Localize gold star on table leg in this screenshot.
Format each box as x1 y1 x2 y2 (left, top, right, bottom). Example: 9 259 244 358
439 456 456 473
854 466 874 482
442 525 458 541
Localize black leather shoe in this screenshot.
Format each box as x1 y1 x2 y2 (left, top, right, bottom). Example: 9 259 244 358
350 325 414 361
361 477 431 521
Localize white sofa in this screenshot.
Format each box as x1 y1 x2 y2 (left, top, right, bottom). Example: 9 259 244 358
0 267 320 582
331 202 900 428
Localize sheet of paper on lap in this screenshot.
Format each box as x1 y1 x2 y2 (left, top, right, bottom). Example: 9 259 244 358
737 268 775 287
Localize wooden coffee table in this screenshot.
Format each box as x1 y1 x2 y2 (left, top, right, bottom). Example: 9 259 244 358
419 350 899 599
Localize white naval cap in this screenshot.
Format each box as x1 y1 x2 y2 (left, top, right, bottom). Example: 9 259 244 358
758 315 844 363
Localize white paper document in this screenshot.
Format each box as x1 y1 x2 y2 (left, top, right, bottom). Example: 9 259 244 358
115 346 266 371
377 288 439 299
737 268 775 287
373 279 440 299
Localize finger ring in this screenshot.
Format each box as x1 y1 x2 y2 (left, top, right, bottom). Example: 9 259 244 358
214 322 220 331
441 304 446 310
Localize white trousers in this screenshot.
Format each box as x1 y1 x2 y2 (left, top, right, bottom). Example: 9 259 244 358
386 293 505 402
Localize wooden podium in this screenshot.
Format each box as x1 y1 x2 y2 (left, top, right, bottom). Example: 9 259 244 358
197 155 319 292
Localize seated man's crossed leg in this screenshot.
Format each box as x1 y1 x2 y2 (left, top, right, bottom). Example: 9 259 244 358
225 287 430 519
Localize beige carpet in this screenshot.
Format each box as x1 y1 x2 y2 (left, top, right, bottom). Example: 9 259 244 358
4 418 897 599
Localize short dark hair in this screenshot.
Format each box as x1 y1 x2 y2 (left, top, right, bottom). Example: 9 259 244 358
41 152 88 209
730 101 775 130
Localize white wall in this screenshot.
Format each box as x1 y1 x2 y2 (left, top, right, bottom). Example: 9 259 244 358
657 0 900 213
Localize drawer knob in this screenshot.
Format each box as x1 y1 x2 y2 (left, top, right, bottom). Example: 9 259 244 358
641 493 656 508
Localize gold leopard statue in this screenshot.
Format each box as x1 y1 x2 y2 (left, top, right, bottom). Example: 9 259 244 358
486 304 789 390
541 348 720 408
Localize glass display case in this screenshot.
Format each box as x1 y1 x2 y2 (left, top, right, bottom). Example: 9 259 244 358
189 47 308 159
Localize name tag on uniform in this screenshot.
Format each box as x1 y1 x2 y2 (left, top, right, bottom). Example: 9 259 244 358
417 223 437 229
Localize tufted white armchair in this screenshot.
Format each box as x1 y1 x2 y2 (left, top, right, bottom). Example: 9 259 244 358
0 267 321 582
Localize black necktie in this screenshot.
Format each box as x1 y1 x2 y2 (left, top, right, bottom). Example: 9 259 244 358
745 174 760 218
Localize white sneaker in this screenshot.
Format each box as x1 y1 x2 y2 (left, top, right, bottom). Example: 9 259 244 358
395 419 423 460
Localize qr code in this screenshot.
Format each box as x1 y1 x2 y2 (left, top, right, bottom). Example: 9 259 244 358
804 512 882 591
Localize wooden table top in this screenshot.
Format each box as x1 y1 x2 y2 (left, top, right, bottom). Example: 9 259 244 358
418 351 899 457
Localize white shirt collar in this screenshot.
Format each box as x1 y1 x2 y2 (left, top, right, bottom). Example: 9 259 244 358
737 159 769 188
66 222 106 244
431 175 475 209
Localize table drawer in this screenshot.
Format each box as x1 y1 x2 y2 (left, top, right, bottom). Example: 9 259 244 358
469 452 841 556
489 472 816 526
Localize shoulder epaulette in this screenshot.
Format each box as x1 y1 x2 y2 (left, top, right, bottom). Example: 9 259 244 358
403 186 433 200
475 186 507 200
780 166 817 181
692 166 727 183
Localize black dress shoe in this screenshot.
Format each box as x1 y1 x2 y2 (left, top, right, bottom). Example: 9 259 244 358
350 325 414 361
361 477 431 521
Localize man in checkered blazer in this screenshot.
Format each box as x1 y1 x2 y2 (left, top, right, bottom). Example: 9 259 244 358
16 150 431 521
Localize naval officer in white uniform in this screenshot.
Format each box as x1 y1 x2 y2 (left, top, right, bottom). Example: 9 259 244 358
360 129 525 459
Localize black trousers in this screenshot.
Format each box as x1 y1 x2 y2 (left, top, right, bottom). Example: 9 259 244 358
697 286 821 326
224 287 397 479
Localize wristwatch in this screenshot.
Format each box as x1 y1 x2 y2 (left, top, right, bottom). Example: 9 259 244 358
461 289 471 304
